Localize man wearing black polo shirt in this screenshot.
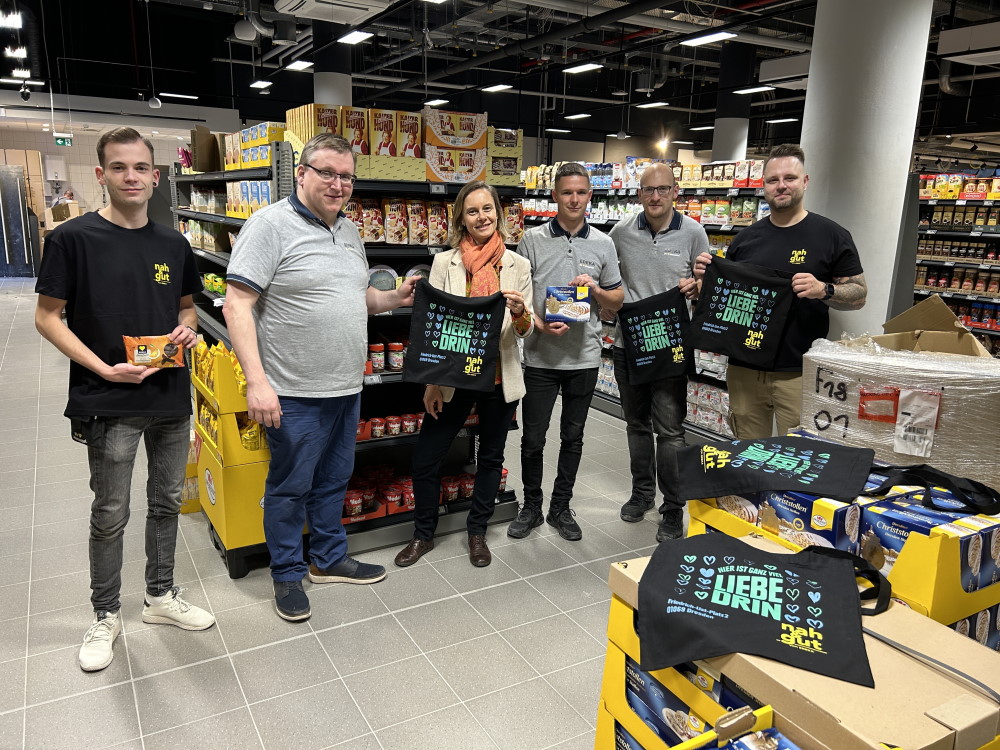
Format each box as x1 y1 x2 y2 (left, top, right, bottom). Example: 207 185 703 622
36 127 215 673
690 144 867 438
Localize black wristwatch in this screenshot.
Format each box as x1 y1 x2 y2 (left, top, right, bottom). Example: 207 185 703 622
822 283 835 301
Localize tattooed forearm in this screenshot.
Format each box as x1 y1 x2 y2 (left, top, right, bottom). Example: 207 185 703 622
827 273 867 311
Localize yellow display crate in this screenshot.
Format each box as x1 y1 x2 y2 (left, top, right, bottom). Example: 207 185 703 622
192 351 248 413
194 391 270 468
595 698 772 750
197 435 268 552
367 154 426 181
180 457 200 514
688 499 1000 626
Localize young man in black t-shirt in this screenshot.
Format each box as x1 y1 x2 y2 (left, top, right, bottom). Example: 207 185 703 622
35 127 215 673
686 144 867 438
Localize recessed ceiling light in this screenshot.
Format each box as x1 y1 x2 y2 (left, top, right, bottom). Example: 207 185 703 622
483 84 512 92
12 68 30 78
337 30 373 44
249 80 272 89
565 113 590 120
177 136 186 140
680 31 737 47
285 60 313 71
636 102 668 109
421 0 447 4
611 89 628 96
151 130 159 135
0 76 40 84
608 133 630 139
564 63 603 74
546 128 571 133
159 92 199 100
673 140 694 144
765 117 798 124
733 85 775 95
424 98 448 106
690 125 715 131
4 46 26 59
0 12 22 29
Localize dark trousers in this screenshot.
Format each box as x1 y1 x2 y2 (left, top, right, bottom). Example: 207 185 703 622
612 347 686 512
412 384 518 539
519 366 599 510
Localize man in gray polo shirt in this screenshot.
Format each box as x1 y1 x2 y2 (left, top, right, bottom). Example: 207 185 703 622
606 163 708 543
508 162 623 541
224 133 416 622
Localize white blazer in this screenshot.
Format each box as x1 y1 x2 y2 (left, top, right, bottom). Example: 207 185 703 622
428 247 533 403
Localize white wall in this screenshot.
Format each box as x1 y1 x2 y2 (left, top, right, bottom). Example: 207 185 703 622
552 139 604 163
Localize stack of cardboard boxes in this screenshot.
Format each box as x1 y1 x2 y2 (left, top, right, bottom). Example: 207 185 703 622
1 148 46 222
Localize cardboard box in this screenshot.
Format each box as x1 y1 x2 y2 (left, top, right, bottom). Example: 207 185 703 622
487 126 523 157
543 285 591 323
397 111 422 157
342 107 370 155
422 108 488 149
285 103 340 143
425 145 487 183
607 542 1000 750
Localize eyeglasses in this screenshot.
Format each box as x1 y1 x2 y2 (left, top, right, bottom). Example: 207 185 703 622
302 163 357 185
640 185 677 196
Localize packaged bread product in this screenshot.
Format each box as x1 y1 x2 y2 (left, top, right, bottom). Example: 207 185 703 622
427 201 449 245
382 197 408 244
406 200 429 245
361 198 386 243
122 335 185 368
344 198 364 232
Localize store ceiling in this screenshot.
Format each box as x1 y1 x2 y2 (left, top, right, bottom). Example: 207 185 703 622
2 0 999 164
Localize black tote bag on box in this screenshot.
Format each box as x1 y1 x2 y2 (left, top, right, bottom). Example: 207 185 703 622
616 288 692 385
690 256 794 369
402 280 506 392
637 534 890 687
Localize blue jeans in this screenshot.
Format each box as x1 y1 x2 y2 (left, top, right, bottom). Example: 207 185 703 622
612 347 687 512
87 415 190 613
263 395 359 582
520 366 599 510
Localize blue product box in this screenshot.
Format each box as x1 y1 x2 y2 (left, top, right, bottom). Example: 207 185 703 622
613 720 644 750
624 655 712 744
757 490 862 554
544 286 591 323
722 728 803 750
988 604 1000 652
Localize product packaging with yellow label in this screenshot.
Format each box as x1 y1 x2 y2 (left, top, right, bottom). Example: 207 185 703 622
122 335 185 368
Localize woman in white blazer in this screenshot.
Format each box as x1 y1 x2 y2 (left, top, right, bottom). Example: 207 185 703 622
394 181 533 568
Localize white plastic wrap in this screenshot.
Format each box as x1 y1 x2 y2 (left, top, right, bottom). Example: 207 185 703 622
801 336 1000 490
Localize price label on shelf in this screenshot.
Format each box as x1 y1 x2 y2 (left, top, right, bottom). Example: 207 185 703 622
720 224 733 232
628 188 638 196
966 295 979 301
956 199 967 205
617 188 627 196
971 231 983 237
980 264 992 270
429 183 446 195
363 374 382 386
755 188 765 197
984 200 994 206
941 291 954 298
944 261 956 266
695 188 706 195
925 229 937 234
927 199 938 205
727 188 739 196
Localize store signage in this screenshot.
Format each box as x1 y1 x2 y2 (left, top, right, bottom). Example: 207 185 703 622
54 136 72 146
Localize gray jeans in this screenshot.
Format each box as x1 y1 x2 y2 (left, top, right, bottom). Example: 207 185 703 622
86 415 190 613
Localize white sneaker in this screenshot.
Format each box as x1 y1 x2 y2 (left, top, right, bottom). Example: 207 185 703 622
79 610 121 672
142 587 216 631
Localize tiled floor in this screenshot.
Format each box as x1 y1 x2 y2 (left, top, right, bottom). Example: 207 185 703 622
0 276 661 750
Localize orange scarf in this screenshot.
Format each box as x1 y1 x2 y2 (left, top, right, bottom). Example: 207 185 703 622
459 233 505 298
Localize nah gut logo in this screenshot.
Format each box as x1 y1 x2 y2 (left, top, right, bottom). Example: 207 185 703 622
154 263 171 285
790 249 807 264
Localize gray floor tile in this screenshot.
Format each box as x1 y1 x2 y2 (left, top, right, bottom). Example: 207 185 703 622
524 564 610 613
0 710 23 750
0 528 31 558
575 469 632 496
30 517 91 552
199 569 274 613
468 676 591 750
231 635 338 704
590 518 659 549
306 579 389 631
582 556 624 584
0 616 27 663
2 552 31 587
25 683 140 749
501 614 603 675
26 603 92 656
214 599 305 652
251 680 370 749
426 632 536 700
372 563 457 612
125 621 227 679
492 536 576 577
30 541 91 578
34 447 87 469
566 600 611 642
344 654 457 731
29 570 93 615
543 655 604 727
32 478 92 504
34 461 92 486
315 613 419 676
463 580 560 631
0 453 35 473
133 657 244 736
377 703 499 750
142 707 263 750
0 428 37 447
328 734 381 750
0 485 34 509
394 596 493 652
26 644 131 705
542 524 628 565
567 495 629 527
548 730 597 749
0 470 34 493
31 496 91 525
0 657 25 713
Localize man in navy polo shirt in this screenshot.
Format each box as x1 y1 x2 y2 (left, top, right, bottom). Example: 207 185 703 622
606 163 708 542
508 162 623 541
224 134 417 621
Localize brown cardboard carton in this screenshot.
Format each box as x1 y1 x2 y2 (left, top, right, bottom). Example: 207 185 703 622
342 107 370 155
422 108 488 149
397 112 422 157
369 109 398 157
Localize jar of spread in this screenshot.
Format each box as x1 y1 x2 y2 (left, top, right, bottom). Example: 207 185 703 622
386 415 402 436
401 414 417 433
368 343 385 372
344 489 364 517
441 476 460 502
369 417 386 438
387 342 405 371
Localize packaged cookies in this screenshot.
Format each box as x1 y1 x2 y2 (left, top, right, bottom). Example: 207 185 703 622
122 335 185 368
382 198 408 244
406 200 429 245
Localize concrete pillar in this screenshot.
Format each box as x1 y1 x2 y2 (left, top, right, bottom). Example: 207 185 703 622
313 21 352 105
712 42 754 161
712 118 749 162
800 0 933 338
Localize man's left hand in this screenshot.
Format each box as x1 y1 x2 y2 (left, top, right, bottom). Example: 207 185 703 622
397 276 419 307
168 325 198 350
569 274 596 289
791 273 826 300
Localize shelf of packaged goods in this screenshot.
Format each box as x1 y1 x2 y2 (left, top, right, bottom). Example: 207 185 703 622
202 289 225 308
370 307 412 317
525 216 622 226
918 229 999 239
355 426 477 452
591 390 623 419
365 244 446 258
173 167 272 183
196 308 231 348
174 208 246 227
192 247 231 268
678 186 765 197
969 325 1000 337
699 223 743 233
916 258 1000 270
352 180 524 199
920 198 997 206
913 288 1000 302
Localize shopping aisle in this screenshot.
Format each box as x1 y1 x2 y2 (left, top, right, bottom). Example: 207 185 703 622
0 276 660 750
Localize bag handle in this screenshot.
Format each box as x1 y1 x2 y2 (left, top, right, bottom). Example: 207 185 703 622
863 464 1000 516
802 546 892 616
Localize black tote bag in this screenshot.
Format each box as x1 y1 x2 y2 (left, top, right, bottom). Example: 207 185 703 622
676 436 875 503
690 256 794 369
637 533 890 687
863 464 1000 516
616 288 692 385
402 280 506 392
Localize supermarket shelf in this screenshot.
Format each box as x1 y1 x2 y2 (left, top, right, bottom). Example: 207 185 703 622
196 308 231 348
174 208 246 227
354 179 524 199
365 244 445 257
914 288 1000 302
192 247 230 267
202 290 225 308
918 229 998 239
355 426 477 452
968 325 1000 337
916 258 1000 270
919 198 997 206
683 420 731 442
173 167 272 183
591 391 623 419
363 371 404 385
370 306 412 317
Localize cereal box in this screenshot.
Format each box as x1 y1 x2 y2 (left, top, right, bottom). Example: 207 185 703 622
544 286 591 323
427 201 449 245
382 198 408 244
406 200 428 245
397 112 422 157
369 109 397 157
342 107 370 155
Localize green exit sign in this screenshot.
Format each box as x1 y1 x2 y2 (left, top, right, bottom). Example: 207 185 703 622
54 136 72 146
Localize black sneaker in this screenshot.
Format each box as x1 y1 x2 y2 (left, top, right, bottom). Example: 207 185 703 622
546 507 582 542
620 496 655 523
656 508 685 542
507 505 543 538
308 558 387 585
273 580 310 622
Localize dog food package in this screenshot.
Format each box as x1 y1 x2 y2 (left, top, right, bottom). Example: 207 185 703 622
544 286 591 323
426 201 449 246
382 198 409 244
406 200 428 245
122 335 185 368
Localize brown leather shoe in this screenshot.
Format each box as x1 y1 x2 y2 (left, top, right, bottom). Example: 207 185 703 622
468 534 491 567
394 538 434 567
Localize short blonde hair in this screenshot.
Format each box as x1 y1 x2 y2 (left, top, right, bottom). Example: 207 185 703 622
448 180 509 247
